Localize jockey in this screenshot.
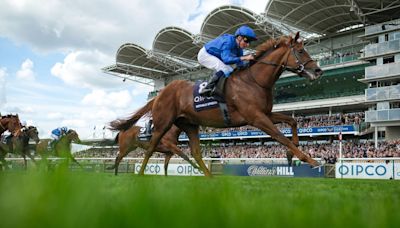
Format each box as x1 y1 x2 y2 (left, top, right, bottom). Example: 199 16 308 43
142 118 153 138
198 25 257 96
51 126 68 141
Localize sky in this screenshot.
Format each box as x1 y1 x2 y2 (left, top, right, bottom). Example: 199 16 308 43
0 0 268 140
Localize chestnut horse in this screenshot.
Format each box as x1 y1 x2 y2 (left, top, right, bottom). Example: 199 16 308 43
36 129 81 165
0 114 22 137
108 124 199 175
0 126 40 170
111 32 323 176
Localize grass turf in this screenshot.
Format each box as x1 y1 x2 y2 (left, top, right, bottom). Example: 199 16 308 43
0 170 399 228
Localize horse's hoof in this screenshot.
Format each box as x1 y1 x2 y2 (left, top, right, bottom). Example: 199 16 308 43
311 163 323 169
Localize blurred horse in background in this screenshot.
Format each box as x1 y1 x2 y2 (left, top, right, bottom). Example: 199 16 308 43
0 114 22 137
0 126 40 170
36 129 81 166
108 125 199 176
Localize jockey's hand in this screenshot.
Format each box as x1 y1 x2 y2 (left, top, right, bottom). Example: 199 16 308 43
241 54 255 61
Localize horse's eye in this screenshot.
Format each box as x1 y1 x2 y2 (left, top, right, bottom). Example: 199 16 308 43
298 49 304 54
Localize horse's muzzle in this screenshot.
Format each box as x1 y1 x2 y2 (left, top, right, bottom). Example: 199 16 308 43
315 68 323 77
310 67 323 80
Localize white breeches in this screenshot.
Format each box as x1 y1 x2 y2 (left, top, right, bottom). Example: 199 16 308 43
197 47 233 76
51 134 60 140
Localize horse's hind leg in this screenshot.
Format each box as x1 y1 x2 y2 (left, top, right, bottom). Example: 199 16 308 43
164 153 173 176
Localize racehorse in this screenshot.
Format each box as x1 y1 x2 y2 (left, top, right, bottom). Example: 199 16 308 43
0 126 40 170
111 32 323 176
36 129 81 165
0 114 22 137
108 125 199 176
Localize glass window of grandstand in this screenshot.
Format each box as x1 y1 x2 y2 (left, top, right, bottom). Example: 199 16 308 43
395 32 400 40
383 56 394 64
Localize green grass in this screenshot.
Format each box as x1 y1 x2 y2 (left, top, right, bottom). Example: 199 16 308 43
0 169 399 228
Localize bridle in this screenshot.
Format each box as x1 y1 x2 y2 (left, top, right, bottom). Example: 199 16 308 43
253 43 314 74
246 41 315 88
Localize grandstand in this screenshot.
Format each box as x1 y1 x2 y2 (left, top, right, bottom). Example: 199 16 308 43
102 0 400 157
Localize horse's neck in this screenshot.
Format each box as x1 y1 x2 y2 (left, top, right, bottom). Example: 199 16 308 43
251 47 289 89
20 134 29 144
0 119 7 132
60 136 72 145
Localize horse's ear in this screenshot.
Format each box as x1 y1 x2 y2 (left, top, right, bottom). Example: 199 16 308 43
294 32 303 44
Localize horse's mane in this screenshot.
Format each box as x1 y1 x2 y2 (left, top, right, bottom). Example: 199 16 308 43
253 35 290 60
2 114 18 118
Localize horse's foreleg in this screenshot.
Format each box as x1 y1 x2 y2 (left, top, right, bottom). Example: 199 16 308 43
268 113 298 166
165 142 200 169
26 152 37 166
69 154 81 167
268 113 299 146
22 155 28 170
139 115 175 175
111 152 125 176
109 141 133 175
0 154 7 171
250 112 319 167
182 125 211 177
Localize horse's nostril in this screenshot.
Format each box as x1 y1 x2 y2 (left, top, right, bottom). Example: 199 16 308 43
315 68 323 76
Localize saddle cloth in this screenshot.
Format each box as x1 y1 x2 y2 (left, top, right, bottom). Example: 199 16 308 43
193 81 219 112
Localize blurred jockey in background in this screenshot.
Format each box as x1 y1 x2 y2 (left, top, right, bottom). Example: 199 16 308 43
51 126 68 141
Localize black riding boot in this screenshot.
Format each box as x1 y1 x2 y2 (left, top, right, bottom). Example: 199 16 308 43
199 71 224 96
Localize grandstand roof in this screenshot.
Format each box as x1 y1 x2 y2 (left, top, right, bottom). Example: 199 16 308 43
200 5 282 46
152 26 200 61
265 0 400 36
104 1 400 85
102 43 172 85
103 5 283 83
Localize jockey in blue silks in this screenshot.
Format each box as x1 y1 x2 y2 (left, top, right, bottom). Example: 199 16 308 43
197 25 258 95
51 126 68 141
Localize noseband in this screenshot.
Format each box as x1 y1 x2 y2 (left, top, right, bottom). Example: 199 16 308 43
286 46 314 74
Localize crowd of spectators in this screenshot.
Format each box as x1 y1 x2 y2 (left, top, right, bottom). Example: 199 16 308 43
72 111 394 163
74 139 400 163
199 112 364 133
11 111 394 164
318 52 360 65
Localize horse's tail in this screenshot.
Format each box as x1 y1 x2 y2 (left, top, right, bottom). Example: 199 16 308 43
109 98 154 131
